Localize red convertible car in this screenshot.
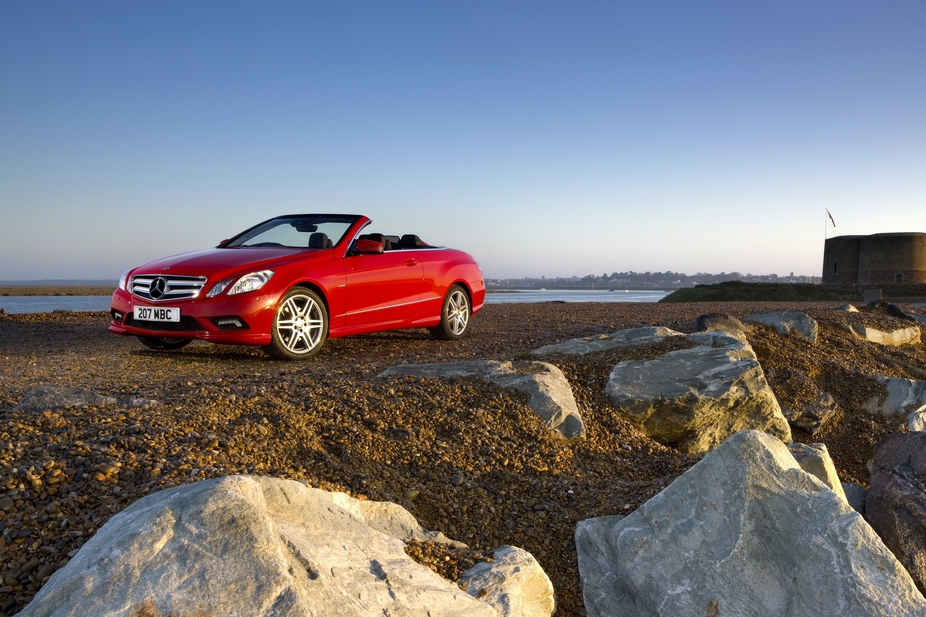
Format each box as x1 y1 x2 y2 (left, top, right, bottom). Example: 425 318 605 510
109 214 485 359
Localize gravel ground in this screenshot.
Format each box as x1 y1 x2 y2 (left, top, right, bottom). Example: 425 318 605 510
1 301 924 616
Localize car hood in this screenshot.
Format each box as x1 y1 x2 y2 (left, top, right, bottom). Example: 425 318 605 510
131 247 330 277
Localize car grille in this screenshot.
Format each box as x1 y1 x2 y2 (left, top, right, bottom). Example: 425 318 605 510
125 315 205 331
131 274 208 301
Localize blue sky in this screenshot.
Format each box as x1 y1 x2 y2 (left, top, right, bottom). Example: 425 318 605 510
2 1 924 280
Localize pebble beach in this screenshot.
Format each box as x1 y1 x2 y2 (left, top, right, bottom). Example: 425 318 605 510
1 301 923 615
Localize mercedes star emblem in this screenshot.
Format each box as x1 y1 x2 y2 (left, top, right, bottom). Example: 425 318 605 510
150 277 167 299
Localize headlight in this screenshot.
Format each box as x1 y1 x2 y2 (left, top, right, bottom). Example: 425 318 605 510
118 270 131 291
225 270 275 296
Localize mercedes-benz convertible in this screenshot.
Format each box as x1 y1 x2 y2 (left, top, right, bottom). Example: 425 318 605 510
109 214 485 359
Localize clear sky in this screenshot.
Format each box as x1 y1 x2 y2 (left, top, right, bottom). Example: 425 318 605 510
2 1 924 280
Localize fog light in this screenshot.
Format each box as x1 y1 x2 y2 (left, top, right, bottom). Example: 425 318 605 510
211 316 249 331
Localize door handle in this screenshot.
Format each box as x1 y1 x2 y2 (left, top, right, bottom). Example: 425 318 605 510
405 259 418 266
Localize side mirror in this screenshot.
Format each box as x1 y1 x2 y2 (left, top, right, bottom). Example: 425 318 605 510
352 239 384 255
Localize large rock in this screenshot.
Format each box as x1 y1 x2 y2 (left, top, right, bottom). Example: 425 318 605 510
605 331 790 453
844 324 921 346
864 376 926 416
20 476 552 617
787 442 847 504
575 430 926 617
866 432 926 595
693 313 747 337
747 311 818 343
532 326 685 356
460 545 555 617
380 361 585 442
13 385 156 412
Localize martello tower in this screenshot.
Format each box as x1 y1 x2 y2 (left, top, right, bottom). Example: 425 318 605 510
822 233 926 285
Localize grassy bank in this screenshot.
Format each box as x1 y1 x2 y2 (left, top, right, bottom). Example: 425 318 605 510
659 281 860 303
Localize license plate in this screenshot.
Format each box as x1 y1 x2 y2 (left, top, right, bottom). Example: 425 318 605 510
134 306 180 322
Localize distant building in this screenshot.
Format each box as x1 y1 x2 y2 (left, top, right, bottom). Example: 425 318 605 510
822 233 926 284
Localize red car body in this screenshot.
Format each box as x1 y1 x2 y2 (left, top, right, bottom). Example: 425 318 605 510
109 214 485 359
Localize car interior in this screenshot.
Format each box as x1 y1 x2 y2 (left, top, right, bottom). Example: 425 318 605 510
357 233 433 251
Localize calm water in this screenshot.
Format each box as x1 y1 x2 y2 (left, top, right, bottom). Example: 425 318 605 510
0 296 113 314
0 289 668 314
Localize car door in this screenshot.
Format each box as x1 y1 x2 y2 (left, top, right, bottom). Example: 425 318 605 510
344 251 424 326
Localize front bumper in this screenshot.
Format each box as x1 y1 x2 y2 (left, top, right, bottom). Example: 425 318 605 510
109 288 279 346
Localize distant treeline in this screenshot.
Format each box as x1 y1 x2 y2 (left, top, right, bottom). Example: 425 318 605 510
487 271 822 290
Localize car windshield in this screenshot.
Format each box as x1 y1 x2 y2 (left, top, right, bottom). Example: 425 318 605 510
225 215 358 249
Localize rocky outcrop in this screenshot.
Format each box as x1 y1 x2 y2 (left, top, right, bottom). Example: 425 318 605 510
532 326 685 356
844 324 921 346
13 386 156 412
380 361 585 442
20 476 552 617
747 311 818 343
866 432 926 595
605 331 790 453
460 545 555 617
575 431 926 617
787 442 847 504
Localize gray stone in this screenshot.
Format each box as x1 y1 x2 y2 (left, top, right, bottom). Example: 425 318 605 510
460 545 555 617
909 313 926 326
863 377 926 426
693 313 748 337
843 324 921 346
843 482 868 515
747 311 819 343
575 430 926 617
909 408 926 432
380 361 585 442
837 303 860 312
13 386 156 412
20 476 530 617
787 442 847 503
532 326 685 356
866 432 926 595
605 331 790 453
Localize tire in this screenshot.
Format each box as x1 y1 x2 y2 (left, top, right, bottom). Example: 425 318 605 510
138 336 192 351
265 287 328 360
429 285 470 340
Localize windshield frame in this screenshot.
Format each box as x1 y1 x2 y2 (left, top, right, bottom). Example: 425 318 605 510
221 214 364 249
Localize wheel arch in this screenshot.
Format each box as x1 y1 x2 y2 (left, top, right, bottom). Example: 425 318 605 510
285 280 330 315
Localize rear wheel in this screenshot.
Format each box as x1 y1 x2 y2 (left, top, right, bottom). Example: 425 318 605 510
429 285 470 340
138 336 192 351
265 287 328 360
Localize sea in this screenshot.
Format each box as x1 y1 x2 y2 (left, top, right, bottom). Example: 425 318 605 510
0 289 669 315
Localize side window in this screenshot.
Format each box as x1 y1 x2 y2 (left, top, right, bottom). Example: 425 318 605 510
833 262 838 275
896 272 904 284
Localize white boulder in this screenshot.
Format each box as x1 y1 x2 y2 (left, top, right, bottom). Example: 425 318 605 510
380 361 585 442
605 331 790 453
20 476 552 617
575 431 926 617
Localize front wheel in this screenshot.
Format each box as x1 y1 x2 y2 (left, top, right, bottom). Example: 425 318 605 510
265 288 328 360
429 285 471 340
138 336 192 351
